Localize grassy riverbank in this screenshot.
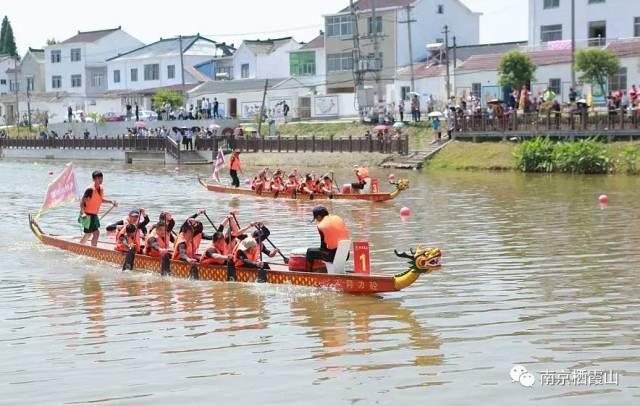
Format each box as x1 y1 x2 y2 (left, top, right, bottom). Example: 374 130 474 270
427 140 640 173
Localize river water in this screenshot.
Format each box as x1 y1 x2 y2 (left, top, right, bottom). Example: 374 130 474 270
1 159 639 405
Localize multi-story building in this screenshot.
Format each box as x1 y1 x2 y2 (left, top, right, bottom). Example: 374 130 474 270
232 37 302 80
323 0 480 100
528 0 640 47
44 27 143 99
0 48 45 125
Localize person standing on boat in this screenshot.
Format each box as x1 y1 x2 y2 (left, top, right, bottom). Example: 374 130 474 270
229 150 242 188
79 171 117 246
305 206 350 272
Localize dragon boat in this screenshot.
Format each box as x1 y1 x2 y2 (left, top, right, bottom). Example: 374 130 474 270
29 215 441 294
197 177 409 202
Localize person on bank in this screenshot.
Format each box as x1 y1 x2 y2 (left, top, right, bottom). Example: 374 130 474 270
305 206 350 272
79 171 118 246
229 150 242 188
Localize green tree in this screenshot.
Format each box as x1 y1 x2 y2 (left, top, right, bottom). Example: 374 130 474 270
0 16 18 57
575 48 620 97
152 89 184 110
497 51 536 92
46 38 58 45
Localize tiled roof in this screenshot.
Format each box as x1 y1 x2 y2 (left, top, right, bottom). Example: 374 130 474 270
60 27 121 44
339 0 413 12
190 78 287 96
104 83 198 96
243 37 295 54
454 41 527 62
457 49 573 72
108 35 233 61
300 35 324 50
605 38 640 58
397 63 446 78
28 48 45 62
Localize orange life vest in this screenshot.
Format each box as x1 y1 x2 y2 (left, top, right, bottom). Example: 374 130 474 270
230 155 241 171
144 228 169 257
200 239 229 265
322 180 333 193
300 180 314 193
317 215 350 250
115 226 141 253
270 177 283 192
172 232 196 260
285 179 299 193
233 240 260 267
83 183 104 215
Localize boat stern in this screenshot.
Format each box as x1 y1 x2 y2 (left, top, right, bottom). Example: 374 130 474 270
28 214 45 241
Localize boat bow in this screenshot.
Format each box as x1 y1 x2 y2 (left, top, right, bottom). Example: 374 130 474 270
393 245 442 290
389 179 410 200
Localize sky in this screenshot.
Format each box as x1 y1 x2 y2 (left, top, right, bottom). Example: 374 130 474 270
4 0 528 54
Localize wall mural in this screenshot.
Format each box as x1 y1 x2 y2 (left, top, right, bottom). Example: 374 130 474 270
241 101 262 119
314 96 339 116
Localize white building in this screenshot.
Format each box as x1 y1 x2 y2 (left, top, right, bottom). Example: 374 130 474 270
528 0 640 47
232 37 301 80
44 27 143 98
0 48 46 125
106 35 234 92
288 33 327 93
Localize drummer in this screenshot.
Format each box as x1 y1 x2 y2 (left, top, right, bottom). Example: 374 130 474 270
351 167 369 192
305 206 350 272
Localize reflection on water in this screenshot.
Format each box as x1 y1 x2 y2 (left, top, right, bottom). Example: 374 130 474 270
1 160 640 404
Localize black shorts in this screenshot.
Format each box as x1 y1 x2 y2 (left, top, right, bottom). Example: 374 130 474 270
83 214 100 234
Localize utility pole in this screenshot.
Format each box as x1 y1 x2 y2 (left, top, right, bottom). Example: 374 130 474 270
179 35 186 103
27 81 32 130
13 57 20 126
570 0 576 89
350 0 364 121
399 5 417 92
443 25 451 100
257 79 269 136
370 0 383 105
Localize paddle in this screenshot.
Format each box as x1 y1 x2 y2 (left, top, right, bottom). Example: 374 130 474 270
189 262 199 280
99 203 116 220
231 213 289 264
161 254 171 276
122 247 135 271
202 211 218 231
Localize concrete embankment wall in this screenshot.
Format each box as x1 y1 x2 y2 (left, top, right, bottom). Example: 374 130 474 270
48 119 237 138
0 148 167 164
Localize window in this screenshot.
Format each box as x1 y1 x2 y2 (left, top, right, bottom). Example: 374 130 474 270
540 24 562 42
472 83 482 97
71 74 82 88
588 0 605 3
51 50 61 63
70 48 81 62
131 68 138 82
9 80 18 92
241 63 249 78
290 51 316 76
588 20 606 46
435 37 444 44
0 79 6 85
608 67 627 93
113 69 120 83
167 64 175 79
51 75 61 89
635 17 640 37
548 78 561 94
327 52 353 72
92 72 104 87
437 5 444 14
326 15 353 37
144 64 160 80
215 66 233 80
543 0 559 9
368 16 382 34
27 77 34 91
401 86 410 100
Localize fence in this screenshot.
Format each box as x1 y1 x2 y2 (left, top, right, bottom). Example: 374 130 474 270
0 134 409 156
454 110 640 134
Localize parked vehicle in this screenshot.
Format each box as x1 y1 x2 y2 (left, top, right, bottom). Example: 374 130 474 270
103 112 125 122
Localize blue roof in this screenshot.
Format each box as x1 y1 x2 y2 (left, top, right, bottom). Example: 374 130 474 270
107 35 234 61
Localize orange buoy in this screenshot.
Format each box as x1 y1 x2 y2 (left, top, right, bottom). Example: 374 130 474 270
598 194 609 204
388 174 396 182
174 166 180 172
400 207 410 216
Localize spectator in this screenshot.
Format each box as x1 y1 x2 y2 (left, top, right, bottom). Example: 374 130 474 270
552 99 561 129
621 91 630 110
398 99 405 122
432 116 441 142
568 87 577 103
416 97 421 121
126 102 132 120
630 84 639 106
83 129 90 139
410 96 417 122
135 102 140 122
202 98 209 119
283 101 290 123
67 106 73 123
213 98 219 118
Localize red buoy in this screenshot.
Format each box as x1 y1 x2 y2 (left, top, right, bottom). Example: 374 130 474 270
388 174 396 182
174 166 180 172
400 207 411 216
599 194 609 204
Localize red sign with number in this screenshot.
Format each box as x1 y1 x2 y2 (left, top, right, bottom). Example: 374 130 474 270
370 179 379 193
353 241 371 275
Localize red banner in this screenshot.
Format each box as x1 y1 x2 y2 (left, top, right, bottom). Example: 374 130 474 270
353 241 371 275
37 162 78 218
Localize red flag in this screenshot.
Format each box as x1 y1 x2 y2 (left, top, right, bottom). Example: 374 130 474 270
37 162 79 219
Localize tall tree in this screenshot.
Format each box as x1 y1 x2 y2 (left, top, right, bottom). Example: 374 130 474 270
497 51 537 92
575 48 620 97
46 38 58 45
0 16 8 54
0 16 18 57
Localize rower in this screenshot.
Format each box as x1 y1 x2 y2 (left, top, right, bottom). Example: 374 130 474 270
79 170 118 246
319 175 334 195
252 171 268 193
299 174 316 195
148 211 176 242
284 173 299 193
115 223 142 253
270 170 285 193
106 209 150 234
233 237 270 270
172 224 198 264
351 167 369 192
144 222 170 258
305 206 350 272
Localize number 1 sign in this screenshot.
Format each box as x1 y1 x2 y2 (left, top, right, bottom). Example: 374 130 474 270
353 241 370 275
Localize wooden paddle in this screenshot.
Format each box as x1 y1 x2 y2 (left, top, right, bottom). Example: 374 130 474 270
231 213 289 264
99 203 116 221
122 247 135 271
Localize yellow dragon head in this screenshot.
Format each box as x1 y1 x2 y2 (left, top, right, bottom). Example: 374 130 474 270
395 179 410 191
393 245 442 290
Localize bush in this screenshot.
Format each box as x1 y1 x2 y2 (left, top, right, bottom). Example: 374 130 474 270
513 137 555 172
514 138 611 174
619 145 640 174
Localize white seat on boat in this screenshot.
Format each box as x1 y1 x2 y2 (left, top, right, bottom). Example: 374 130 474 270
324 240 351 274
